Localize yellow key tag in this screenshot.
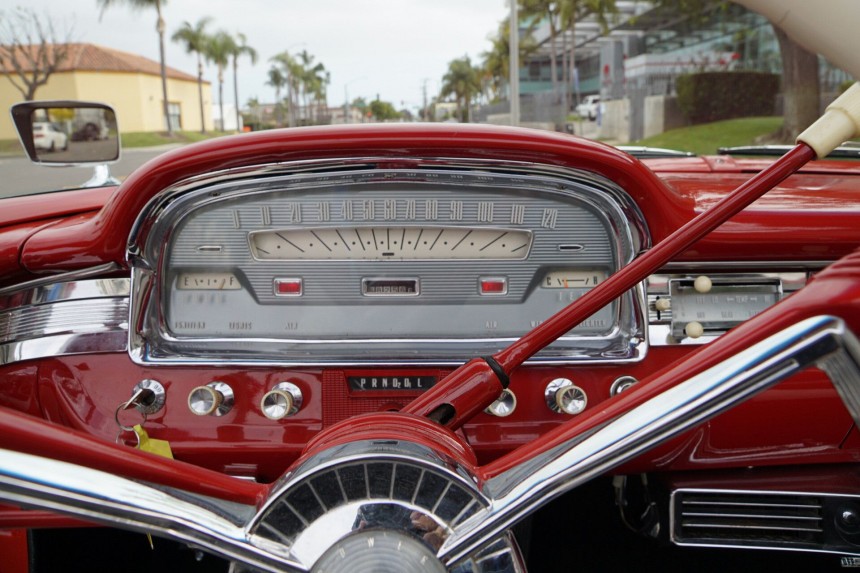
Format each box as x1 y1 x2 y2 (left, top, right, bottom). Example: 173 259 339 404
133 425 174 459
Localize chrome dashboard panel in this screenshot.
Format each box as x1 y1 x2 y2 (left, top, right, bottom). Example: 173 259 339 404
0 278 129 365
130 159 650 365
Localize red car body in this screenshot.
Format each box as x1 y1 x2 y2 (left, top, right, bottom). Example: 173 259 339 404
1 124 859 572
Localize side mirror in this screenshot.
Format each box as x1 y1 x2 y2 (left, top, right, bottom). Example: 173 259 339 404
10 101 120 165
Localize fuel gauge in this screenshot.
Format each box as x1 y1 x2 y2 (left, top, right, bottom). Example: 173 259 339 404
542 269 607 289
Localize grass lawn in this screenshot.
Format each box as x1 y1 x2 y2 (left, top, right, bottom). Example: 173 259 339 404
630 116 784 156
120 130 234 148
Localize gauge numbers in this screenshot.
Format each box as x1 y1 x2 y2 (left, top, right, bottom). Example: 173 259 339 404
249 226 532 261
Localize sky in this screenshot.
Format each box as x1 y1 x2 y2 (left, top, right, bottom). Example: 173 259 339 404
20 0 510 113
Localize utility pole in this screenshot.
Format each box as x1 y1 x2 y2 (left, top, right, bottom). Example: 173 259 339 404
509 0 520 126
422 79 429 121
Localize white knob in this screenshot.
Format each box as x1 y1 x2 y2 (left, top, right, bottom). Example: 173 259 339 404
685 321 705 339
655 298 671 312
693 275 712 293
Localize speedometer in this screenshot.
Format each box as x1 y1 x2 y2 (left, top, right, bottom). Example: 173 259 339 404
129 162 648 365
249 226 533 261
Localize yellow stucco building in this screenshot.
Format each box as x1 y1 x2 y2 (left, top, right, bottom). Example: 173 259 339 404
0 43 213 139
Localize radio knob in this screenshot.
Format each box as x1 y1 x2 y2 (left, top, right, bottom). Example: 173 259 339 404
188 382 234 416
685 321 705 339
694 275 713 293
261 382 303 420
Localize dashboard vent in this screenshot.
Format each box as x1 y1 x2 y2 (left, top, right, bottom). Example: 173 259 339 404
673 490 825 548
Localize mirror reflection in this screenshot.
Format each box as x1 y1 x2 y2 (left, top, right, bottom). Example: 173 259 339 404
31 107 119 164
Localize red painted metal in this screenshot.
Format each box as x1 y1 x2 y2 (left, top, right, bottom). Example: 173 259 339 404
0 504 95 529
402 358 509 429
407 144 816 423
0 405 267 506
17 125 687 272
0 528 28 573
480 246 860 480
302 411 477 468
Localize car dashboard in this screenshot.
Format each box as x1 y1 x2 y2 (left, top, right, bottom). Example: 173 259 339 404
2 124 860 569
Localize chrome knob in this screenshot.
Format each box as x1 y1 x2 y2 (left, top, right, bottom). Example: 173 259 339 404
485 389 517 417
188 382 233 416
610 376 638 396
260 382 303 420
545 378 587 415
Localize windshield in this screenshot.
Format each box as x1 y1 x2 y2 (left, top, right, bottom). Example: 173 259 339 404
0 0 850 198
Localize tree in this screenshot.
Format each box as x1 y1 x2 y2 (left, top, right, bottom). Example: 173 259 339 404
204 31 237 132
171 17 211 133
230 32 257 132
98 0 173 135
521 0 562 96
0 8 73 101
265 65 287 126
656 0 822 141
369 99 401 121
482 17 537 103
440 56 482 122
558 0 618 111
271 51 303 127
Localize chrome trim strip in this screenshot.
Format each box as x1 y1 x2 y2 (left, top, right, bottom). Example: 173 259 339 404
0 263 122 298
438 315 860 564
0 279 129 365
0 449 303 573
669 487 860 556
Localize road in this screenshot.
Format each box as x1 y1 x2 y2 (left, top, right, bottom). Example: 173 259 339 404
0 145 181 199
0 122 606 200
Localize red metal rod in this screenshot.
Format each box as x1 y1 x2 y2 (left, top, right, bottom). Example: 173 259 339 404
0 406 267 507
407 143 816 426
492 142 816 372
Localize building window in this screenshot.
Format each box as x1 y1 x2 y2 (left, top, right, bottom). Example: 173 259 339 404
166 102 182 131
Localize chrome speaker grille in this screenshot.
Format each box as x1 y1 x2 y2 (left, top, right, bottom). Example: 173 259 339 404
672 488 860 556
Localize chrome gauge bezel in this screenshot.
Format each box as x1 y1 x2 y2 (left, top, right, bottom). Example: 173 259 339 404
127 158 649 366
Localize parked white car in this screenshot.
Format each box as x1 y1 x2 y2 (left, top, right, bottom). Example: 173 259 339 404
32 122 68 152
575 94 600 120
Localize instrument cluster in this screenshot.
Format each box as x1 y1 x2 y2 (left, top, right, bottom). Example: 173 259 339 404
128 161 649 365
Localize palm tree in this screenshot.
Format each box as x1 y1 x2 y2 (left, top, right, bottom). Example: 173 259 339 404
271 51 302 127
98 0 173 134
521 0 562 97
230 32 257 131
204 31 237 131
558 0 618 111
265 65 286 126
171 17 212 133
440 56 482 122
482 18 537 104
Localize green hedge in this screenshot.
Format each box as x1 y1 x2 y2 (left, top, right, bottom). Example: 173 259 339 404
677 72 779 124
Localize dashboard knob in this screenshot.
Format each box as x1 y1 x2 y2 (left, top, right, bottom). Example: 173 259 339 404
654 298 671 312
685 321 705 339
188 382 234 416
693 275 712 293
484 389 517 417
545 378 587 415
261 382 303 420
